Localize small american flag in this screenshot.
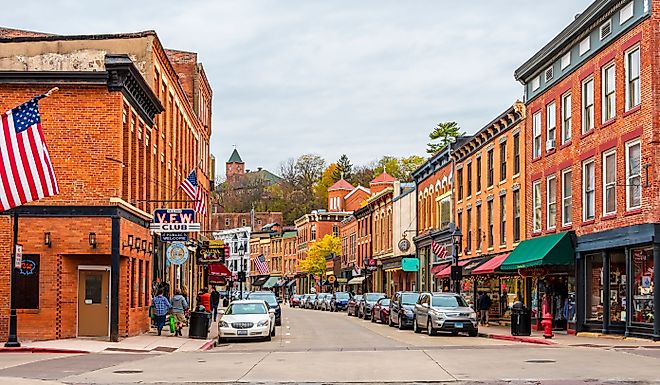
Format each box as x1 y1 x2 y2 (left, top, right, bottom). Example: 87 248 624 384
432 240 448 259
180 170 207 216
1 95 59 212
253 254 269 274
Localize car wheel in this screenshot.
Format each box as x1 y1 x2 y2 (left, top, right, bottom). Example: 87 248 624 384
265 333 272 342
450 331 459 336
427 319 437 336
363 310 369 320
413 318 421 333
371 311 376 323
388 314 394 327
468 330 478 337
218 337 226 344
398 316 405 330
271 326 276 337
276 319 281 326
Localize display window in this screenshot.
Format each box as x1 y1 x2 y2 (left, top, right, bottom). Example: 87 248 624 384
631 247 654 324
475 277 501 319
609 251 626 323
585 253 604 321
500 277 525 318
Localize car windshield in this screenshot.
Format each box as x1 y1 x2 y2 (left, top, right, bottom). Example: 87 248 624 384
335 293 350 300
432 296 468 308
248 293 277 306
379 298 391 306
225 303 267 315
401 293 420 305
353 295 363 301
365 293 385 302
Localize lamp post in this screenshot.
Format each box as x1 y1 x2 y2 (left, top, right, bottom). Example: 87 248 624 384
451 226 463 294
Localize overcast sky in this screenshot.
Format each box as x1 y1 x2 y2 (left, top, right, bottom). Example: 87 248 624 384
12 0 592 177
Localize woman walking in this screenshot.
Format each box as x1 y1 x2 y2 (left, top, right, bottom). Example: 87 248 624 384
171 288 189 337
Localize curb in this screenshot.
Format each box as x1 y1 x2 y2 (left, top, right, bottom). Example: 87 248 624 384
0 347 90 354
199 339 217 351
479 332 556 346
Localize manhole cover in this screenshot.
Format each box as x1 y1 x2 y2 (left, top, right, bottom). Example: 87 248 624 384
113 369 143 374
525 359 556 364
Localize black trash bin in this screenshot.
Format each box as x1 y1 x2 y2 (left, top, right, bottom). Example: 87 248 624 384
188 311 211 339
510 301 531 336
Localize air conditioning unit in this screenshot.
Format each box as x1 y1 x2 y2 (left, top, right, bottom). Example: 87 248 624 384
546 139 556 151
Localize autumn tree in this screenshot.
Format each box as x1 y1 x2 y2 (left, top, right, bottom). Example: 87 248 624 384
427 121 464 154
300 234 341 279
349 163 376 187
374 155 425 182
314 163 340 208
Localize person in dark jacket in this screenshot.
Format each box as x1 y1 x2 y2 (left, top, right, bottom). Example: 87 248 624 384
210 286 221 322
477 292 492 327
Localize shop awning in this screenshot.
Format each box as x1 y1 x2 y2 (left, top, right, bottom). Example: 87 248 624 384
273 278 288 287
252 275 270 286
471 254 509 275
434 260 469 279
347 276 366 285
286 279 297 287
431 263 451 275
500 231 574 271
207 263 232 280
262 276 281 288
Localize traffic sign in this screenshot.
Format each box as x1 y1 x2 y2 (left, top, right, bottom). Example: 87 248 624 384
14 245 22 269
327 275 336 283
160 233 189 242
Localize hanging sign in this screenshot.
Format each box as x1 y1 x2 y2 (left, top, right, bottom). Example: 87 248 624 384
160 233 189 242
150 208 200 233
14 245 23 269
398 238 411 252
166 242 189 265
401 257 419 272
19 259 37 276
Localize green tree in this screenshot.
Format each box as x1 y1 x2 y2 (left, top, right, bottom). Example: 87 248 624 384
333 154 353 181
374 155 426 182
349 163 375 187
300 234 341 278
427 121 463 154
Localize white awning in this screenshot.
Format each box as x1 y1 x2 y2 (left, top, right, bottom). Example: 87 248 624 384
347 276 366 285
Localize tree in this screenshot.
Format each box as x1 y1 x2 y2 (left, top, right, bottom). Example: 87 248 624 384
427 121 464 154
349 163 375 187
314 163 340 207
374 155 426 182
300 234 341 279
333 154 353 181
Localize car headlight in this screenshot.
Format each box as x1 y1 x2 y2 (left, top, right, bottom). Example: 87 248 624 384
431 310 446 318
219 320 229 327
257 319 270 327
404 309 414 316
469 312 477 320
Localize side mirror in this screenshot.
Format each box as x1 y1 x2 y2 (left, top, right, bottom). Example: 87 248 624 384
277 298 283 304
269 309 276 314
219 309 226 315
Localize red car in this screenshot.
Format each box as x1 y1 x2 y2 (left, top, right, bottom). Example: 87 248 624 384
290 294 302 308
371 297 391 324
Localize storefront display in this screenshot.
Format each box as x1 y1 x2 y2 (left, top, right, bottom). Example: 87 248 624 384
585 253 604 321
609 251 626 323
632 247 654 324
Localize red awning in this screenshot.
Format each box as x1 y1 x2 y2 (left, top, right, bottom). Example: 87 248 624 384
434 260 469 279
208 263 232 279
431 263 451 275
471 254 509 275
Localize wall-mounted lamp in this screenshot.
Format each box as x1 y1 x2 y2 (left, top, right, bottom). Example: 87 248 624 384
89 232 97 249
141 239 147 253
122 234 134 250
133 237 141 251
147 242 153 255
44 232 52 248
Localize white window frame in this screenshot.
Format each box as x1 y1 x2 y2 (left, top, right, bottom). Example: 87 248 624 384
620 2 634 24
582 77 595 133
532 76 540 91
561 168 572 227
533 180 542 232
547 175 557 230
546 102 556 150
560 52 571 70
579 37 591 56
602 62 616 122
602 149 617 216
625 139 642 210
582 159 596 221
533 111 542 158
625 45 641 111
562 92 572 144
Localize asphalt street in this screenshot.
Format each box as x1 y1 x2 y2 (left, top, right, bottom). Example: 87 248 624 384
1 306 659 384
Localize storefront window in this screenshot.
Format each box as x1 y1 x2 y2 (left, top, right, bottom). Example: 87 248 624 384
500 277 524 319
585 253 604 321
566 276 576 323
609 251 626 323
531 277 539 319
632 248 654 324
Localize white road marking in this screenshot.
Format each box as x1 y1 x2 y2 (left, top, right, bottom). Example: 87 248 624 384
285 333 291 336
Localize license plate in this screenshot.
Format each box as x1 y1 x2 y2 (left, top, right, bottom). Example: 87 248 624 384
454 322 463 328
237 330 248 336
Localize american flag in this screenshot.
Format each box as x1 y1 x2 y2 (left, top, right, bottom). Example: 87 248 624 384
180 170 207 216
0 95 59 212
253 254 269 274
432 240 448 259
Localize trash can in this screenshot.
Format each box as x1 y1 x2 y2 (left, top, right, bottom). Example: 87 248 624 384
511 301 531 336
188 311 211 339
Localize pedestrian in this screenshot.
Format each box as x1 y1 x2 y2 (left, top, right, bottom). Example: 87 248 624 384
210 286 220 322
151 288 171 336
477 291 492 327
170 288 189 337
199 287 212 313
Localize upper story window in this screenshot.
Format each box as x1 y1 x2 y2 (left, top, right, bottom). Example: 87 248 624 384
602 63 616 122
440 197 451 229
582 77 595 133
466 162 473 197
579 37 591 56
562 169 573 227
546 102 556 150
603 149 617 215
532 76 540 91
625 46 641 111
562 92 572 144
476 204 482 250
476 156 482 192
547 175 557 230
499 142 507 181
311 224 317 240
513 133 520 175
532 111 542 158
533 180 542 232
583 159 596 221
487 200 494 248
466 207 472 252
560 52 571 70
499 194 506 245
487 149 494 187
513 189 520 242
620 2 634 24
457 169 464 201
625 139 642 210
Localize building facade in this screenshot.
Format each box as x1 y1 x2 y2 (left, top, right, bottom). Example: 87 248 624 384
514 0 659 338
211 211 283 232
389 183 417 297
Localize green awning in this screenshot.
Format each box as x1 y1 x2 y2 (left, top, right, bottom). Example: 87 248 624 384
262 276 281 288
501 232 574 271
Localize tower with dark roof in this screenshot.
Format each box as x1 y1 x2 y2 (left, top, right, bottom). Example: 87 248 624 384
226 148 245 180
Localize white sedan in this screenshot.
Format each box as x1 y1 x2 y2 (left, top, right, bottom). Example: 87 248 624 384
218 300 276 343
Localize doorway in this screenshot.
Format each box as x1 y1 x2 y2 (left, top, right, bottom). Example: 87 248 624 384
78 268 110 337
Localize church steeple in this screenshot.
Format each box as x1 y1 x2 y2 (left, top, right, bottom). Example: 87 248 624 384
226 147 245 180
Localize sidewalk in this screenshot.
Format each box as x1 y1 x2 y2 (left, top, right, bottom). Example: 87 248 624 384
479 324 660 347
5 318 218 354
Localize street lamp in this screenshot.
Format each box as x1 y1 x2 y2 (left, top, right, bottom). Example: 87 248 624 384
451 227 463 294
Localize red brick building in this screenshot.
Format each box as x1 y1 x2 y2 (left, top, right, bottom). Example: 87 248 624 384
514 0 659 338
0 29 213 341
211 211 283 232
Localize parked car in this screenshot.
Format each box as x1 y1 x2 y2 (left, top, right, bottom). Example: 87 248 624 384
389 291 420 329
347 294 363 316
290 294 302 308
246 291 282 326
305 294 318 309
371 297 391 323
315 293 331 310
218 300 275 343
413 292 478 336
330 292 351 312
320 293 333 311
358 293 386 320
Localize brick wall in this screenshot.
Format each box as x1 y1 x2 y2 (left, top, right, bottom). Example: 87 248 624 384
211 212 284 232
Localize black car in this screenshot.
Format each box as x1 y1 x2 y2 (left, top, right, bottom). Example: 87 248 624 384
330 292 352 312
246 291 282 326
347 294 363 316
358 292 386 320
389 291 419 329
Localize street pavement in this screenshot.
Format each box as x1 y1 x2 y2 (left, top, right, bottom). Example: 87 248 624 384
0 305 659 384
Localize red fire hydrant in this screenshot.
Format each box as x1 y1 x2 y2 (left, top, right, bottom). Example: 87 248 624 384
541 294 554 339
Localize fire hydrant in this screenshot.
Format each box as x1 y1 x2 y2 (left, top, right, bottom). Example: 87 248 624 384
541 294 554 339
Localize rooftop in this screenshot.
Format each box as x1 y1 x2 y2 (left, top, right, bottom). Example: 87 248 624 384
227 148 244 163
328 179 354 192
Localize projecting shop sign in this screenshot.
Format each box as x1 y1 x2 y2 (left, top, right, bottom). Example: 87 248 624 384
150 208 201 233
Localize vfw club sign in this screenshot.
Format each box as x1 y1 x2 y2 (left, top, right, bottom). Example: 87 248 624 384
150 208 201 235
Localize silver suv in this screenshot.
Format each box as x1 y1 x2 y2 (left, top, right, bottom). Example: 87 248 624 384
413 292 478 336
